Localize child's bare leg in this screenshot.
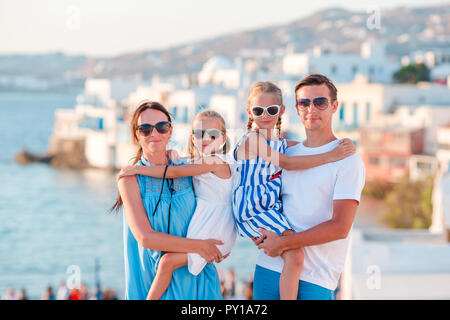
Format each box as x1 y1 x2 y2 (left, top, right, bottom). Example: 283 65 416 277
280 229 304 300
147 252 187 300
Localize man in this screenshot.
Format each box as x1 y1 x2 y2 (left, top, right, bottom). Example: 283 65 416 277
254 74 366 300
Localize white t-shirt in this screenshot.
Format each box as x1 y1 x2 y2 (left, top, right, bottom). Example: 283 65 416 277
256 139 366 290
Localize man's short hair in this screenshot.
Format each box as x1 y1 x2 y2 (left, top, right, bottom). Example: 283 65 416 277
294 74 338 101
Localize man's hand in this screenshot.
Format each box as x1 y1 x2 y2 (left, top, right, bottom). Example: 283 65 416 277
257 229 284 257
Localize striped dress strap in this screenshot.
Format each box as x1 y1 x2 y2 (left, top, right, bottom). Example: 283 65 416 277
233 132 251 161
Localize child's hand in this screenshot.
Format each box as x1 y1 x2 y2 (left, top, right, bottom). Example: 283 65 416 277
117 165 140 181
167 149 180 163
329 138 356 161
251 235 266 247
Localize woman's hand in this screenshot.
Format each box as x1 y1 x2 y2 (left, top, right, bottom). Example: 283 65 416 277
218 253 230 263
117 165 141 181
197 239 224 263
329 138 356 162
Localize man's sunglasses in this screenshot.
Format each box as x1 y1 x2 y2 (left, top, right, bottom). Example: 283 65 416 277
136 121 171 136
251 105 281 117
296 97 335 111
192 129 224 140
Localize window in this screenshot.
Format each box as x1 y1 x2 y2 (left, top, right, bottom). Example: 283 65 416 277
417 162 432 170
195 104 207 113
182 106 188 123
393 133 405 143
241 112 248 123
438 143 450 150
331 65 337 74
353 103 358 127
340 103 345 121
369 157 380 166
366 102 371 122
389 157 407 168
172 106 178 120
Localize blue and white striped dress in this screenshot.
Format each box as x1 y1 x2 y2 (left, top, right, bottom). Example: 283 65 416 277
232 132 293 238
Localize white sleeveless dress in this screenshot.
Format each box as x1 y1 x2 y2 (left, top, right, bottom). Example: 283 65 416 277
186 154 237 276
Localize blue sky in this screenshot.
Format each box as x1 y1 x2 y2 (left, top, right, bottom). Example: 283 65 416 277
0 0 446 57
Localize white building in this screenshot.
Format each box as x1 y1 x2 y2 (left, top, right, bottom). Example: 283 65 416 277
282 40 399 83
52 78 141 169
125 83 174 109
401 49 450 69
436 125 450 173
431 125 450 234
79 78 141 108
198 56 246 89
168 87 213 123
374 105 450 155
431 63 450 83
334 79 450 137
340 228 450 299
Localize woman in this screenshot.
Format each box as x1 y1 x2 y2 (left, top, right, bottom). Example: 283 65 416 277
111 101 224 300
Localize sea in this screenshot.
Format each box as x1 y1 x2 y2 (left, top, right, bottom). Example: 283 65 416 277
0 92 258 299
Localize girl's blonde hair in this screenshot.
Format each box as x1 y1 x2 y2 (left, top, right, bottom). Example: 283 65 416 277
246 81 283 136
187 110 230 158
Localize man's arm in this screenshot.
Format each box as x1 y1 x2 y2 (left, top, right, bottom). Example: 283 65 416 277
258 199 359 257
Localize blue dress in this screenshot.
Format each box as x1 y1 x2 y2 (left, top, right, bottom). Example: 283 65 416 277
123 155 223 300
232 132 292 238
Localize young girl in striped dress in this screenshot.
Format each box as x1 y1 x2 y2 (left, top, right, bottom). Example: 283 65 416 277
232 81 355 300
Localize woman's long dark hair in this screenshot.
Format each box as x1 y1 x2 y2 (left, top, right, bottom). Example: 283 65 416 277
110 101 172 214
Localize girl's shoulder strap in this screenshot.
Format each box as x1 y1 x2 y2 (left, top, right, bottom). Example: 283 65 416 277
281 137 288 153
233 132 251 161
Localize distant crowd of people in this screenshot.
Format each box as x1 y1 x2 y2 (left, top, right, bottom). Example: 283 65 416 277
218 268 253 300
1 267 253 300
1 282 119 300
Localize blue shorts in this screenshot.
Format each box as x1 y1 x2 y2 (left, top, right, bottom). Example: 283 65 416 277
253 265 335 300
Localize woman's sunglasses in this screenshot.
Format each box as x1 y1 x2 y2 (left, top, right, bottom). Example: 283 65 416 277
136 121 171 136
251 105 280 117
296 97 334 111
192 129 224 140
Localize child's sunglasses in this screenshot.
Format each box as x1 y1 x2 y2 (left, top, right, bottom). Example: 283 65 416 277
136 121 171 136
192 129 224 140
251 105 280 117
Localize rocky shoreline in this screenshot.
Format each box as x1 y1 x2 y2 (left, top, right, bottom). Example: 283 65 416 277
14 137 91 170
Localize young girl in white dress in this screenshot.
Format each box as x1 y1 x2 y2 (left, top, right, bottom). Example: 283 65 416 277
118 110 237 300
232 81 356 299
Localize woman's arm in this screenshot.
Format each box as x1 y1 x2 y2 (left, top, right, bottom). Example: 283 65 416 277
245 132 356 170
118 156 228 180
118 176 224 262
